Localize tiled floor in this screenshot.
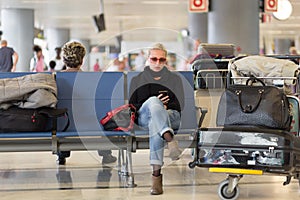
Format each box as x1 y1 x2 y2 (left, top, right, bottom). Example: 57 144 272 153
0 149 299 200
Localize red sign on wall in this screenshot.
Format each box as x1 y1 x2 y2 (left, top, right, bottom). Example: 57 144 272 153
264 0 278 12
189 0 209 13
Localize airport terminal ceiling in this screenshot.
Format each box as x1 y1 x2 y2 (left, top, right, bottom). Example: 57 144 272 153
0 0 299 46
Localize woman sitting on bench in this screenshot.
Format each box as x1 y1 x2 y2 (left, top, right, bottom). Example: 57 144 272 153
129 43 184 195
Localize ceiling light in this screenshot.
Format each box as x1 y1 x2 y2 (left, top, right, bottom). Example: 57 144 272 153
142 1 180 5
21 0 55 3
180 28 189 37
273 0 293 20
115 15 140 19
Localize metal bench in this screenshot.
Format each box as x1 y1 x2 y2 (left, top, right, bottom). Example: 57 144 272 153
0 71 201 187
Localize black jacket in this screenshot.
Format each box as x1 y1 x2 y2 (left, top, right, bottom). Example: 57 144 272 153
129 66 184 112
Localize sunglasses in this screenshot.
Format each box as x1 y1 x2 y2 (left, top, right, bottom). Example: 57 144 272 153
149 57 166 63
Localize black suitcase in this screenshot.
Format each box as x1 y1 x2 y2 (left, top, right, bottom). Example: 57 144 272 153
189 127 300 173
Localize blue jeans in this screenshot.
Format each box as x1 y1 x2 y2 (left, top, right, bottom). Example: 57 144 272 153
138 96 181 166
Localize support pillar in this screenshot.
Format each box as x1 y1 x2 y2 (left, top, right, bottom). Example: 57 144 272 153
208 0 260 55
188 13 208 43
1 8 34 71
187 12 208 57
45 28 70 61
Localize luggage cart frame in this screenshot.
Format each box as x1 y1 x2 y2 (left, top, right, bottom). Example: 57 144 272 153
190 56 300 200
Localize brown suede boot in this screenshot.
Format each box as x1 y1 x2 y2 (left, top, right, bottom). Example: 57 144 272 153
168 140 182 160
150 174 163 195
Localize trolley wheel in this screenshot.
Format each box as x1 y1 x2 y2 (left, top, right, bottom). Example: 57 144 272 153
188 161 196 169
218 179 240 200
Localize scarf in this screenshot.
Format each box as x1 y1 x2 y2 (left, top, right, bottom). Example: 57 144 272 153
143 66 170 83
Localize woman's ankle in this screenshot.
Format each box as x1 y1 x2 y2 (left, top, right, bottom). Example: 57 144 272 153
162 131 173 142
152 165 161 177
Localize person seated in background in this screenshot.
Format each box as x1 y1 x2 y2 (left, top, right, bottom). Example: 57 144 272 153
57 41 117 165
289 46 299 65
129 43 184 195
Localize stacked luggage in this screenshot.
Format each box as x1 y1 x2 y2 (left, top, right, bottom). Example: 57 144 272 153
189 55 300 200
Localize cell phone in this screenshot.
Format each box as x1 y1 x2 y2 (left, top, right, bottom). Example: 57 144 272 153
158 90 168 97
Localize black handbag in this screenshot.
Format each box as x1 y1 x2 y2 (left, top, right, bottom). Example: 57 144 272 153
100 104 136 131
217 77 292 130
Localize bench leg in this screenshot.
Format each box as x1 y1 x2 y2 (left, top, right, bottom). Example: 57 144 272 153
117 149 127 176
52 134 58 154
117 149 136 188
117 149 122 173
126 150 136 187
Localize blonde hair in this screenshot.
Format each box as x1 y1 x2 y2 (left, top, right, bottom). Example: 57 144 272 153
62 41 86 68
148 43 167 57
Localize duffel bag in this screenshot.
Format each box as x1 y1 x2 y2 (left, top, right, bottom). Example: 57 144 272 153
217 77 292 130
0 106 68 132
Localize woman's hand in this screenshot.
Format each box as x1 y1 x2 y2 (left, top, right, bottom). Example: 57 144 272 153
158 94 169 109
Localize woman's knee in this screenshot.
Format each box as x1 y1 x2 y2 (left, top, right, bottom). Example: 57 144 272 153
143 97 164 111
145 96 162 105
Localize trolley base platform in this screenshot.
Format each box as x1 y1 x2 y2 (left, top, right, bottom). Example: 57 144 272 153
189 127 300 200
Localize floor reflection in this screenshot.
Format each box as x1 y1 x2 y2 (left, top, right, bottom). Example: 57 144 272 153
56 167 73 189
0 151 299 200
96 167 113 188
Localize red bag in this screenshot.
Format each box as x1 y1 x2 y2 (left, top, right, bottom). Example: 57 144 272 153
100 104 136 131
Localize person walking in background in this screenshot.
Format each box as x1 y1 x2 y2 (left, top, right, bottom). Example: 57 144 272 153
30 45 48 72
129 43 184 195
52 47 65 71
93 58 101 71
57 41 117 165
0 40 18 72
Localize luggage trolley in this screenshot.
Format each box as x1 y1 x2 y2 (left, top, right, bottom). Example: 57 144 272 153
192 58 230 89
189 55 300 200
191 43 235 90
